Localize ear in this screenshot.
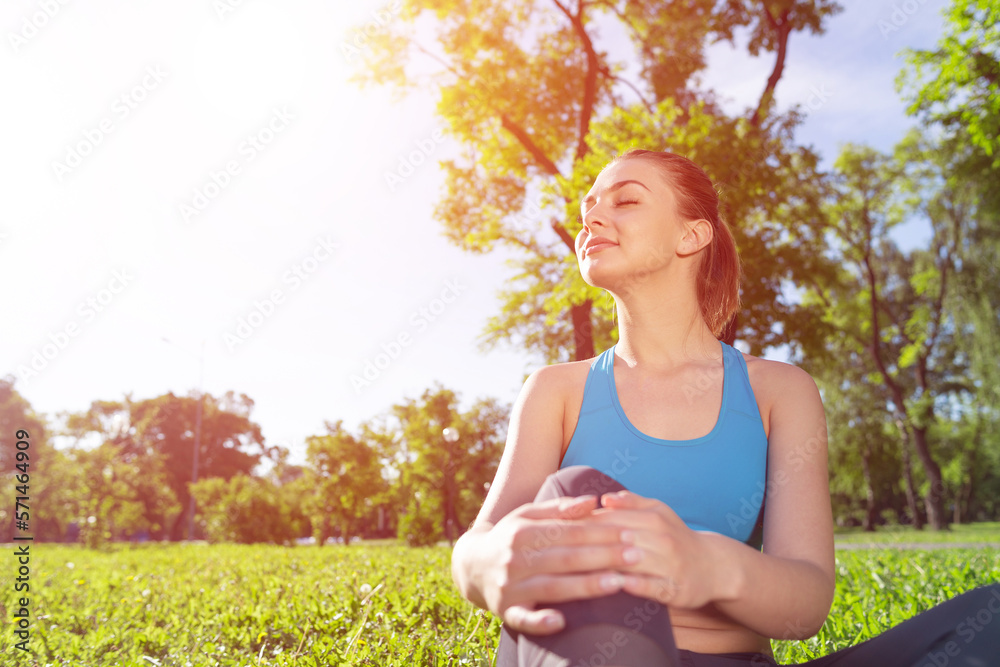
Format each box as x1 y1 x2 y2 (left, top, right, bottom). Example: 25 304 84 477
677 219 713 257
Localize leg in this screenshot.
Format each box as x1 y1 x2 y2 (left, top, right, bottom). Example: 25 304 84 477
800 583 1000 666
496 466 683 666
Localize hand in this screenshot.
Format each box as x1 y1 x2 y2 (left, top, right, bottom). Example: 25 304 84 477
588 490 735 609
472 494 636 635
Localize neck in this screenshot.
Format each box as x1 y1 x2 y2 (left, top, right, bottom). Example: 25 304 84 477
610 272 720 370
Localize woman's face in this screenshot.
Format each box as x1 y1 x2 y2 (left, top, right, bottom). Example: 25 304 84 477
575 157 687 292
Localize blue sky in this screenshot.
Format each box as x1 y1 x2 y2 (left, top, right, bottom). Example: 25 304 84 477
0 0 949 465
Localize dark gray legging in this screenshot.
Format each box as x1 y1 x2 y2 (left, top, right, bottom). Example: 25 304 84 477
496 466 1000 667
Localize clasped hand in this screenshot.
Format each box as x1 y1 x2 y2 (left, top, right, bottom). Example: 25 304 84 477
479 490 725 635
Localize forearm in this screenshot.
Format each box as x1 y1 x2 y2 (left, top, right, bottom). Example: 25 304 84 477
451 525 493 610
706 533 835 640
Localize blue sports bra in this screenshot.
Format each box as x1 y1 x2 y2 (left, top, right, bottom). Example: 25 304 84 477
560 341 768 549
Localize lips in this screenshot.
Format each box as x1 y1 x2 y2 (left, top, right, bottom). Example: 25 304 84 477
583 236 617 257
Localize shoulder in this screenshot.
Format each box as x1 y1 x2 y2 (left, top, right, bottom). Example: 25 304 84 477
474 355 598 525
740 353 824 437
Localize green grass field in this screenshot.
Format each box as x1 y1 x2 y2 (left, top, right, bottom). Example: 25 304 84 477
2 541 998 666
833 522 1000 545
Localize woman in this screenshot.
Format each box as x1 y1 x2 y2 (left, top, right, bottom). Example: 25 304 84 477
450 149 999 666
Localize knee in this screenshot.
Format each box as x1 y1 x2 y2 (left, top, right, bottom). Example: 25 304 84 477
535 465 627 503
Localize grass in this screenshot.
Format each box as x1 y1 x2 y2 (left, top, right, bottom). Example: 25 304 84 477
833 521 1000 544
1 540 998 665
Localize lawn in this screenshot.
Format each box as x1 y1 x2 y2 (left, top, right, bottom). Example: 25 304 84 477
1 541 998 665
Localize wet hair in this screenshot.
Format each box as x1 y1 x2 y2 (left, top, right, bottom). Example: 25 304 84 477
610 149 741 339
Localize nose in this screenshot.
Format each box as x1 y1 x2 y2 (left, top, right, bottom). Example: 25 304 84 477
580 203 606 235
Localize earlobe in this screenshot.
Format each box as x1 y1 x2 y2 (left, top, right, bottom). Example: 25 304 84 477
678 219 713 256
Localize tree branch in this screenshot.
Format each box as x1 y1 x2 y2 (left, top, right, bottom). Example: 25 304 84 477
552 0 601 162
750 7 793 128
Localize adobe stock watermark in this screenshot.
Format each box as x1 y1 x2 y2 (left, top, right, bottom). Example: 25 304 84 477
8 0 72 53
179 106 295 223
51 65 168 183
350 278 467 393
725 424 827 536
384 128 446 192
224 234 339 351
341 1 403 63
877 0 934 39
15 269 134 384
212 0 252 20
920 586 1000 667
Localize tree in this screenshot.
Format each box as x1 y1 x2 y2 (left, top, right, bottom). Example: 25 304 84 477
382 384 508 546
0 378 78 542
303 420 388 544
191 474 299 544
900 0 1000 447
353 0 841 362
65 441 180 547
805 137 976 530
65 391 274 540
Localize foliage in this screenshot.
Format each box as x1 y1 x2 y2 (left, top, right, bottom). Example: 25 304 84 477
380 385 509 546
191 474 301 545
64 391 275 540
899 0 1000 166
302 420 390 545
0 378 77 542
352 0 842 361
2 542 997 665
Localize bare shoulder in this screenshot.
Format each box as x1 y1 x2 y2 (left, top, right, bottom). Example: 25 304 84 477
742 353 818 394
473 356 596 525
741 353 823 434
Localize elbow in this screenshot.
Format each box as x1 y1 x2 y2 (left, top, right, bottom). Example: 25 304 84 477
786 575 836 640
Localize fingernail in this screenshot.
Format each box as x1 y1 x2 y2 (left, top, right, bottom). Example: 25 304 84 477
544 614 563 629
601 573 624 590
623 547 642 564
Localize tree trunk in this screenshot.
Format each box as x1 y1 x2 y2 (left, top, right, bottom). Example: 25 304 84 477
897 423 923 530
861 443 877 532
572 300 594 360
911 426 949 530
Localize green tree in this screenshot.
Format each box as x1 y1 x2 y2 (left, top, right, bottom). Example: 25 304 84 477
900 0 1000 466
64 442 180 547
805 137 976 530
353 0 840 361
65 391 274 540
383 385 508 546
191 474 298 544
0 378 77 542
303 420 388 545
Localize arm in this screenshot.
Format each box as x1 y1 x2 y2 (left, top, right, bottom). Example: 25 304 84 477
594 362 835 639
451 365 633 633
711 364 835 638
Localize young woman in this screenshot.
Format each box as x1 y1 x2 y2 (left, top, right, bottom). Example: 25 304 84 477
450 149 1000 666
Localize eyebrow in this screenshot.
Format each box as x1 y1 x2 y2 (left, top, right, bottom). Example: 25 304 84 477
581 179 651 207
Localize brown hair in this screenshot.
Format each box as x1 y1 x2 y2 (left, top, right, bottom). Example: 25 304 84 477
611 149 741 338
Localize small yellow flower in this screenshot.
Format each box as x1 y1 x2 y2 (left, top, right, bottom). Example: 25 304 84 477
257 632 267 643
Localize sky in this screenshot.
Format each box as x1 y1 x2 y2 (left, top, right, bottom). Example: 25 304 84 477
0 0 950 466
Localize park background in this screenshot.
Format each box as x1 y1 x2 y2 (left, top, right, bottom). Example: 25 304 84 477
1 0 999 664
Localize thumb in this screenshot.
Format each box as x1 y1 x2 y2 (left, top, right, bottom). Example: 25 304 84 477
503 605 566 635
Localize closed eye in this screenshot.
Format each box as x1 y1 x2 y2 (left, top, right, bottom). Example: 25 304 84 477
616 199 638 206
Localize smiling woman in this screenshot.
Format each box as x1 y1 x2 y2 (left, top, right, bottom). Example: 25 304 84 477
450 149 1000 666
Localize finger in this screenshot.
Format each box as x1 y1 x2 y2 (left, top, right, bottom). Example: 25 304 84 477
512 519 630 554
518 543 636 576
515 570 627 606
503 605 566 635
621 573 681 606
515 495 600 521
585 508 658 532
601 491 681 523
